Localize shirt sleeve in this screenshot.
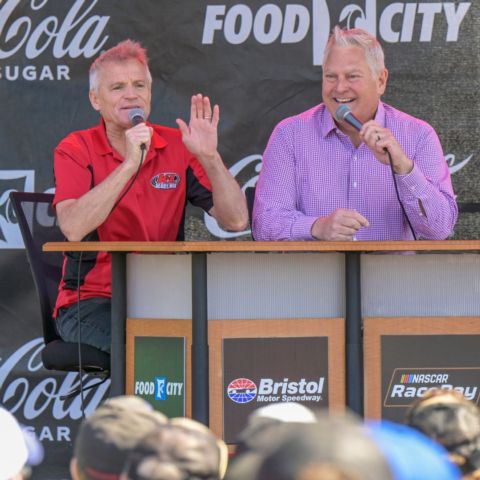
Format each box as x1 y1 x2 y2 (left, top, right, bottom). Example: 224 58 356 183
53 135 93 208
253 121 318 241
186 153 214 213
395 124 458 239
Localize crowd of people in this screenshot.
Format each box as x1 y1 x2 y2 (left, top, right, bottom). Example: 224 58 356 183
2 389 479 480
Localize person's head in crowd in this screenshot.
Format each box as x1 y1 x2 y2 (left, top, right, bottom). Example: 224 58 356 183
246 412 394 480
0 407 44 480
88 39 152 133
249 402 317 424
226 402 317 480
70 395 167 480
121 417 228 480
368 419 462 480
405 389 480 478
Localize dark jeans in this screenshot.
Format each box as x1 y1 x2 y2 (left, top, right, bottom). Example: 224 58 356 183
56 297 111 353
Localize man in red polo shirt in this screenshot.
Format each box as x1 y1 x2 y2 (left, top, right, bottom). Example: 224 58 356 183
53 39 248 353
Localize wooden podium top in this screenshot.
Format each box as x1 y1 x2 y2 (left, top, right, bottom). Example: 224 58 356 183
43 240 480 253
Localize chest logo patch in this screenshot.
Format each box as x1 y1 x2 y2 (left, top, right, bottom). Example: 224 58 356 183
151 172 180 189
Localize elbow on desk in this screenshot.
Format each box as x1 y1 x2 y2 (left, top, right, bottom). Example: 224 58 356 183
59 224 92 243
219 216 249 233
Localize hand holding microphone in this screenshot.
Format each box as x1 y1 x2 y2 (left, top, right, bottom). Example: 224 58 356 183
127 107 152 152
122 108 152 174
335 104 413 175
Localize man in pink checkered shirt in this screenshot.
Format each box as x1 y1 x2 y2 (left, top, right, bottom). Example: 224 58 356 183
253 26 457 242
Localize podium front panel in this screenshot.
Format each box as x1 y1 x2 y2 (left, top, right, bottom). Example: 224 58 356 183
126 252 345 319
127 254 192 318
362 253 480 316
364 317 480 421
126 319 192 418
209 318 345 442
207 252 344 319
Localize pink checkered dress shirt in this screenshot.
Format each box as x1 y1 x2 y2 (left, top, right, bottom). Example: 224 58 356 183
253 102 457 241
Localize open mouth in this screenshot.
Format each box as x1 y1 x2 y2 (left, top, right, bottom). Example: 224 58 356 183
334 98 354 104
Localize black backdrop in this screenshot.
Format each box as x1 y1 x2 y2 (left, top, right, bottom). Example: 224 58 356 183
0 1 478 478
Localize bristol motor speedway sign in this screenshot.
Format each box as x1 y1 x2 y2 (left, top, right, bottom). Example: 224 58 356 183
222 336 329 443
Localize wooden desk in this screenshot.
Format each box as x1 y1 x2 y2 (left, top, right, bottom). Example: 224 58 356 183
44 240 480 422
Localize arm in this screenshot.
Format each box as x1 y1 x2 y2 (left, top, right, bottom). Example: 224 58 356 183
253 121 368 241
55 123 152 241
176 94 248 232
360 120 457 239
253 122 312 240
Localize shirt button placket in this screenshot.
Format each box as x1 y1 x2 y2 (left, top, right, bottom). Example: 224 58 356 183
351 152 361 241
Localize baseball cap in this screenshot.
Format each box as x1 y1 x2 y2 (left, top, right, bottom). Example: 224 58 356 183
0 407 44 480
226 402 318 480
229 412 394 480
74 395 168 479
236 402 317 454
367 420 462 480
122 417 228 480
250 402 317 424
405 390 480 474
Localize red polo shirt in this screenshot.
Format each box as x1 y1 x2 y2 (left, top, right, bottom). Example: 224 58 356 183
53 120 213 315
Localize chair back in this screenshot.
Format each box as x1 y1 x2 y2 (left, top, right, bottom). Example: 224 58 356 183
9 191 110 376
245 186 256 240
9 192 64 344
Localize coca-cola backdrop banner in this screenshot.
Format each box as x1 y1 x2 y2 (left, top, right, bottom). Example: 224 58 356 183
0 1 478 478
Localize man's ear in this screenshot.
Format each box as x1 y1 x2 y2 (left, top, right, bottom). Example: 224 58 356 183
70 457 81 480
377 67 388 96
89 89 100 112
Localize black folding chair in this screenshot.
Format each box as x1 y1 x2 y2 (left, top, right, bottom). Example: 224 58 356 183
245 186 256 240
9 192 110 396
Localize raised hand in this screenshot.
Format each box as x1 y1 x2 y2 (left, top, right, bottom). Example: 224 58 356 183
176 93 220 166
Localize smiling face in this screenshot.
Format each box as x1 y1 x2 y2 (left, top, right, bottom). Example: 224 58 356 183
322 45 388 133
89 58 152 132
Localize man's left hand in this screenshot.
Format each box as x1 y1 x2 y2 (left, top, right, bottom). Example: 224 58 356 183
176 93 220 168
360 120 413 175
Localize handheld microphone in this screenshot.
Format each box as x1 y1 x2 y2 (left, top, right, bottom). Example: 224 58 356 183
335 104 363 131
128 108 147 150
128 107 146 126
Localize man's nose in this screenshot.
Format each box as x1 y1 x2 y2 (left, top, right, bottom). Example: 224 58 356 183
335 77 349 92
124 84 138 97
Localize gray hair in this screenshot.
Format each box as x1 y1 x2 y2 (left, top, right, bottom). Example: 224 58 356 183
89 39 152 93
323 26 385 79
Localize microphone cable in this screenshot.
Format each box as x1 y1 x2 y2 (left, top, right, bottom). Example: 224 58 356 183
385 149 417 240
73 145 146 416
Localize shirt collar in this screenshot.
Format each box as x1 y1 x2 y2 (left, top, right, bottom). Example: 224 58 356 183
320 101 386 138
92 119 168 158
374 101 386 127
319 106 337 138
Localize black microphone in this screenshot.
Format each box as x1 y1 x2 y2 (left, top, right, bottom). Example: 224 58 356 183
128 107 146 126
128 108 147 150
335 104 363 131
